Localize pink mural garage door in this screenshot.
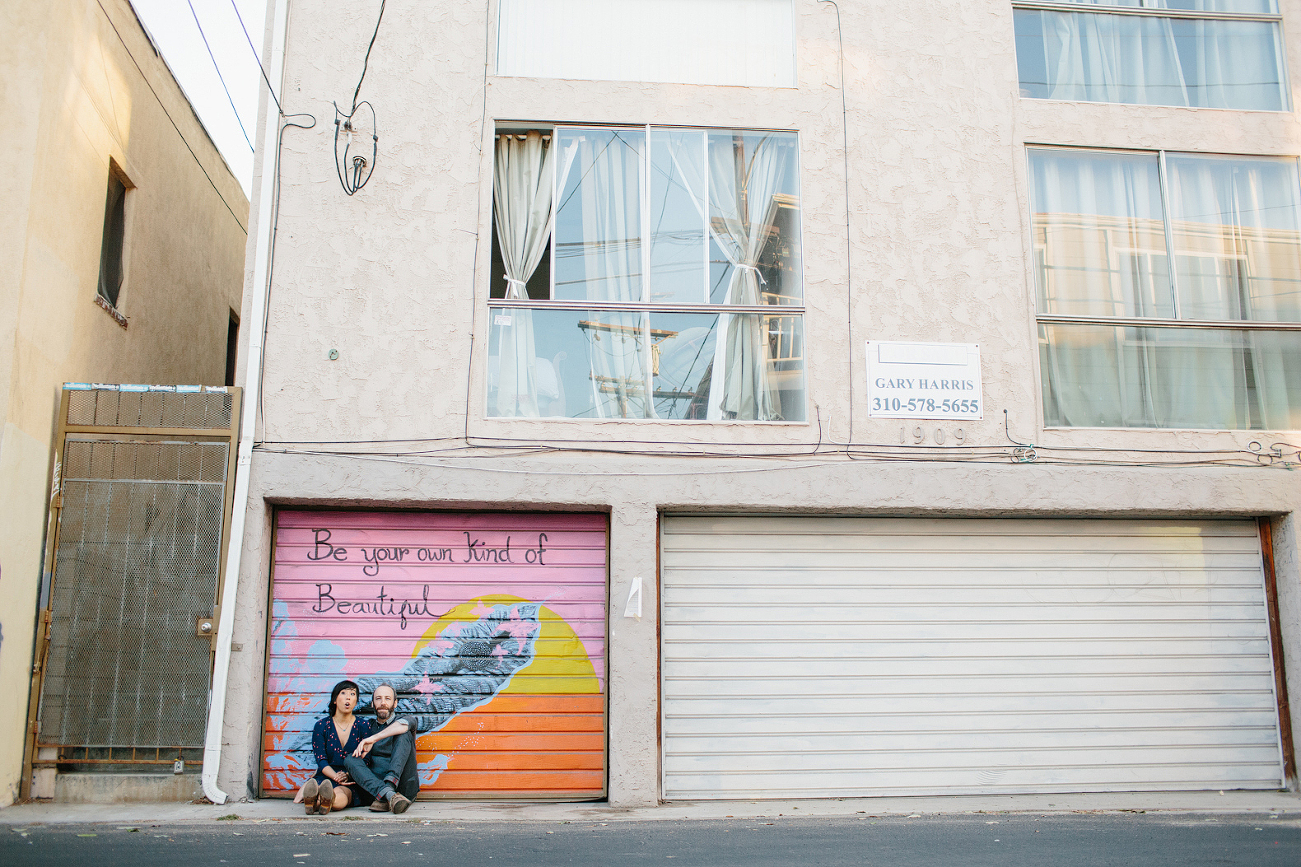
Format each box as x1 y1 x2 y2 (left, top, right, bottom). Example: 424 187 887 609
262 511 607 799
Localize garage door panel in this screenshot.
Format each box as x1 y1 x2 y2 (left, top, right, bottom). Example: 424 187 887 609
663 622 1270 645
263 511 608 800
664 583 1266 607
666 708 1281 736
661 517 1283 798
663 652 1274 679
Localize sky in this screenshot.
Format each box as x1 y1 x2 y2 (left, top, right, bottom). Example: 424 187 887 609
129 0 270 198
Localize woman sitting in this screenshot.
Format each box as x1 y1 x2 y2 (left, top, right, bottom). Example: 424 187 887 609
295 679 377 815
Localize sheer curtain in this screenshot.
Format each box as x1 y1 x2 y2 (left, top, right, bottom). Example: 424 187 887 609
1166 155 1301 428
556 130 655 418
492 132 556 417
1031 150 1167 425
706 132 790 420
1021 5 1284 110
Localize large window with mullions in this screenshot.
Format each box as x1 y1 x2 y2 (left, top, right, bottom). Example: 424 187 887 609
487 126 804 421
1014 1 1289 111
1030 147 1301 430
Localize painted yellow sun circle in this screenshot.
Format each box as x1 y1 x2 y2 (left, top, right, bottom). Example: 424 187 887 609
411 595 600 694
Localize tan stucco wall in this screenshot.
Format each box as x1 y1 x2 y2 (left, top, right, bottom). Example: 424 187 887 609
0 0 249 805
220 1 1301 804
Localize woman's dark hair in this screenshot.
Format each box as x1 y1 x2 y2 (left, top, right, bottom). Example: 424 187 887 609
327 679 361 717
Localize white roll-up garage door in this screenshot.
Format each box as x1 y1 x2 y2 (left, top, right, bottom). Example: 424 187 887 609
661 517 1284 799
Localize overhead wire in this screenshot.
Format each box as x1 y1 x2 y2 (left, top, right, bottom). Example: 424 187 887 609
98 0 247 233
229 0 283 114
186 0 254 152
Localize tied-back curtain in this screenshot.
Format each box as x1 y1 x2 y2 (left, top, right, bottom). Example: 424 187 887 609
492 132 556 417
706 132 789 420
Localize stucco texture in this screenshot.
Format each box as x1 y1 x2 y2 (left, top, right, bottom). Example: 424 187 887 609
223 0 1301 805
0 0 248 805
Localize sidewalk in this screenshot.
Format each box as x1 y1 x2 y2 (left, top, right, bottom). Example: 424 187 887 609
2 790 1298 826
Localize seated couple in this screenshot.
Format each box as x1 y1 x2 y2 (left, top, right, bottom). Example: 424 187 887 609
296 679 420 815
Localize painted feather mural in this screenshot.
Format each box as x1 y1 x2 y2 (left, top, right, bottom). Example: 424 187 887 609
355 602 543 733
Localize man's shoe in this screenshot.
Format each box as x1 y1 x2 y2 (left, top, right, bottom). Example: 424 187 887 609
317 780 334 816
301 779 318 815
369 797 390 812
389 792 411 815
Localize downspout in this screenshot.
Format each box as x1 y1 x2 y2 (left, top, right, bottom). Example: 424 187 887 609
202 0 291 805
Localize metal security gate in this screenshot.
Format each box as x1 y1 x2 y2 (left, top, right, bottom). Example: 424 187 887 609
262 510 608 800
661 516 1287 799
26 385 240 783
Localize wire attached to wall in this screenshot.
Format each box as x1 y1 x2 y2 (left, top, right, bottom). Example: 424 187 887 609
334 0 386 195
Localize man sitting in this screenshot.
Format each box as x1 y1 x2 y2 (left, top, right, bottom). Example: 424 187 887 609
346 683 419 813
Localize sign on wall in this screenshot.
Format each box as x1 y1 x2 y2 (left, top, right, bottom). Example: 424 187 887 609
866 341 983 420
262 511 607 799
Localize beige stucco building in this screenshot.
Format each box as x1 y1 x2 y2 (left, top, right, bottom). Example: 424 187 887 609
0 0 248 804
212 0 1300 807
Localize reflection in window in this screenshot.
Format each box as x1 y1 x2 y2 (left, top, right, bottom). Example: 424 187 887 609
1013 1 1287 110
1030 148 1301 429
488 126 805 422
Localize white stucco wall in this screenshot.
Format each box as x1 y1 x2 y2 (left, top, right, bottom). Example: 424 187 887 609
221 1 1301 804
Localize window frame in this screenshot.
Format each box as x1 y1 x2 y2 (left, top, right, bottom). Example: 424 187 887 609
1012 0 1291 111
486 122 808 423
1028 144 1301 431
96 162 132 311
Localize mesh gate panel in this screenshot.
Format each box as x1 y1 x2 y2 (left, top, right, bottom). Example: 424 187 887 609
65 389 233 429
39 439 228 753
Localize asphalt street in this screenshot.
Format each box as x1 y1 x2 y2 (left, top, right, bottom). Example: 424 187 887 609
3 812 1300 866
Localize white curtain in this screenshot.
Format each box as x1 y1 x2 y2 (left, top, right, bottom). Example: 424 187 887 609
558 130 655 418
492 132 556 417
1166 155 1301 428
1036 149 1301 429
1030 8 1283 110
706 133 789 420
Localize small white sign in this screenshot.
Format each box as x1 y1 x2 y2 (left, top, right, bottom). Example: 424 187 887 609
866 341 983 420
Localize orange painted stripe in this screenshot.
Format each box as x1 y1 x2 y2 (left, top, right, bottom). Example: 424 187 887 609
426 770 604 791
422 732 602 752
417 752 604 771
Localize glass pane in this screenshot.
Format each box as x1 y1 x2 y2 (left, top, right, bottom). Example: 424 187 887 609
487 307 805 422
1166 155 1301 322
649 313 718 419
649 130 709 304
706 130 802 305
1040 323 1301 429
487 307 654 419
553 128 644 302
1042 1 1277 13
1028 149 1173 317
1014 11 1285 110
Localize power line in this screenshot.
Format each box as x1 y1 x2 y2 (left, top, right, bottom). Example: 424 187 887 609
186 0 254 153
229 0 282 114
97 0 246 233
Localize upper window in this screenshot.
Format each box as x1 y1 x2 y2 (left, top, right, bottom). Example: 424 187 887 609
1030 147 1301 429
97 167 128 308
496 0 796 88
487 126 804 422
1014 1 1289 110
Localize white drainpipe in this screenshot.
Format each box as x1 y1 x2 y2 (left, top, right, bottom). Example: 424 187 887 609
202 0 291 805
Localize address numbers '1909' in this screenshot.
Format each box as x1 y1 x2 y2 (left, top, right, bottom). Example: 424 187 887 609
872 397 980 416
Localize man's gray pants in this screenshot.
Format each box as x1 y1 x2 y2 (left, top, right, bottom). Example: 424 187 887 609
343 732 419 802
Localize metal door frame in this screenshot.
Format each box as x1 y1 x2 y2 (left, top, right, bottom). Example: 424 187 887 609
20 384 241 799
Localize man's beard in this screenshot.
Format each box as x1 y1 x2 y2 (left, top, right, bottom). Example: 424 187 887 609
376 708 391 722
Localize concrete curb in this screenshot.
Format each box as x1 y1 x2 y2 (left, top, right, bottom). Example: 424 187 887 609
2 791 1299 826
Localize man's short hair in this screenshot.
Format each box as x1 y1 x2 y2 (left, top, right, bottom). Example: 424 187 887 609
372 682 397 698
